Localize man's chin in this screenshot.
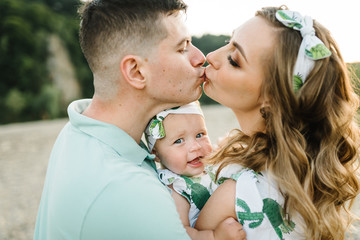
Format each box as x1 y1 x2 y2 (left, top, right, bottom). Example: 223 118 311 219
196 89 203 100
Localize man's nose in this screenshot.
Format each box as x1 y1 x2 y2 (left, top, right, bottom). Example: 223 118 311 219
190 44 205 67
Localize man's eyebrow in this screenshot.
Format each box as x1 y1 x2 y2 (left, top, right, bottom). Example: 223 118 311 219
233 41 248 62
175 37 190 48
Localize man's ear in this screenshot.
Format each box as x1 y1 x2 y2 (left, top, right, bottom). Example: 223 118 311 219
120 55 146 89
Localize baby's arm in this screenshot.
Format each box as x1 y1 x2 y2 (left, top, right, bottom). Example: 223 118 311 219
170 183 245 240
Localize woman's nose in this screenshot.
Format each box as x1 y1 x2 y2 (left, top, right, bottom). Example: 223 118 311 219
206 50 219 69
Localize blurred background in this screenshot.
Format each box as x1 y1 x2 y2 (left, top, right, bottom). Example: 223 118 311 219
0 0 231 125
0 0 359 239
2 0 358 125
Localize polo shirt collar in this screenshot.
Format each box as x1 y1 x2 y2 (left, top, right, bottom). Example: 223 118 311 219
68 99 154 166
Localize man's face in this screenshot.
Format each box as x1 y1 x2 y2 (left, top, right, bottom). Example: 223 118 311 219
145 14 206 106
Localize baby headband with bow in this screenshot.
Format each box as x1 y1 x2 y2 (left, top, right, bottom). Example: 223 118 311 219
145 101 204 151
275 10 332 92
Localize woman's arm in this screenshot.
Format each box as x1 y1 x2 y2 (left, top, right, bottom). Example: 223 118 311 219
195 179 238 230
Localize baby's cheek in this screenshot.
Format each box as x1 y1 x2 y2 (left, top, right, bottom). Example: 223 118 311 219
203 140 213 154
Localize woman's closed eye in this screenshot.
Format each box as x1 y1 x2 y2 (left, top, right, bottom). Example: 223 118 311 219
228 55 240 67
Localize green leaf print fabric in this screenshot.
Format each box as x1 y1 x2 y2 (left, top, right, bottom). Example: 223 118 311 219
158 168 218 227
275 10 331 92
231 168 302 239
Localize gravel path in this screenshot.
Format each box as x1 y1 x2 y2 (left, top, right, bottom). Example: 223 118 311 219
0 105 359 239
0 119 67 240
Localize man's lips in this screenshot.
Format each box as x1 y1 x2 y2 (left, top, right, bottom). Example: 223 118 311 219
198 70 206 83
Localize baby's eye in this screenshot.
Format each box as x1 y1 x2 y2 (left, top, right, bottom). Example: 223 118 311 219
196 133 204 138
174 138 184 144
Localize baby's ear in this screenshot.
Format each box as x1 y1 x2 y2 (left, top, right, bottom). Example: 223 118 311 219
151 149 161 163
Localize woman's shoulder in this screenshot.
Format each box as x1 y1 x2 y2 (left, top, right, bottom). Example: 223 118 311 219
206 163 245 185
228 167 304 239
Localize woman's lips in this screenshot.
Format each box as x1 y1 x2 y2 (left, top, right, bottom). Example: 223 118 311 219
204 68 210 82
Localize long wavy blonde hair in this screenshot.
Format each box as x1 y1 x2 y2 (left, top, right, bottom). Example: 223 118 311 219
208 6 360 239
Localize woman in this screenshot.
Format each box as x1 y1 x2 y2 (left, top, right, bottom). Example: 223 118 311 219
196 6 360 239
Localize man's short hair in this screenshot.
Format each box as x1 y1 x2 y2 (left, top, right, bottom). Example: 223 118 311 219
78 0 187 73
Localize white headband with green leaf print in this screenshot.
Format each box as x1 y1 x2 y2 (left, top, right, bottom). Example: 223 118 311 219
145 102 204 151
275 10 332 92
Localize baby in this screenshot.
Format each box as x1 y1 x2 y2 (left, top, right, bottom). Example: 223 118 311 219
145 101 222 239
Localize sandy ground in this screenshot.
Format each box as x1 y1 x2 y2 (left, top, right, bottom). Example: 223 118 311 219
0 105 359 239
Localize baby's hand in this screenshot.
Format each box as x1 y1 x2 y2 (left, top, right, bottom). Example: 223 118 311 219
214 217 246 240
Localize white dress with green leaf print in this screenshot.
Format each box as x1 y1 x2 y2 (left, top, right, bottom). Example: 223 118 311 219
158 166 218 227
227 167 305 239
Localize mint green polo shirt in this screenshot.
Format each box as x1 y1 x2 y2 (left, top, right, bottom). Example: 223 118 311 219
34 99 190 240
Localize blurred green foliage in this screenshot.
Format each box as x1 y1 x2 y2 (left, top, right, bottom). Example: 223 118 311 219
192 34 230 58
0 0 359 124
192 34 230 105
0 0 91 124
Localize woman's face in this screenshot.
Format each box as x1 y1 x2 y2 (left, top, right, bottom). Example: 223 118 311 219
203 16 276 115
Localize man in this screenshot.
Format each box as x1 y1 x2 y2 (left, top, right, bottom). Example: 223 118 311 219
34 0 245 239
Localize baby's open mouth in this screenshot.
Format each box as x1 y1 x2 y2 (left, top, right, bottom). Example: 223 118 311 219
188 157 203 167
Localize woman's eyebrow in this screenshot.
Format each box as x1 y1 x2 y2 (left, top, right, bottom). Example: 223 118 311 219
233 41 248 63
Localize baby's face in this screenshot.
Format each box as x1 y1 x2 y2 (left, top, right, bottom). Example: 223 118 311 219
154 114 213 177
